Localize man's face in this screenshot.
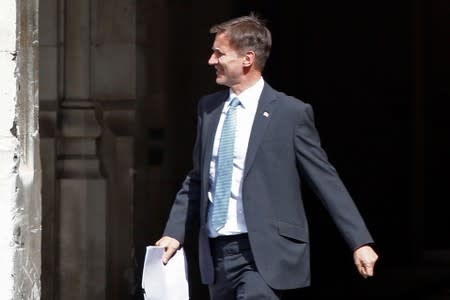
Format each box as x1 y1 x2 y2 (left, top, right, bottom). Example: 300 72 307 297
208 33 245 88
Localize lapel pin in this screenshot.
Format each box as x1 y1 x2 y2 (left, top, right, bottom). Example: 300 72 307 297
263 112 270 118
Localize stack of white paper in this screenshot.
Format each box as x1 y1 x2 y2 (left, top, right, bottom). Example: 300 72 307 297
142 246 189 300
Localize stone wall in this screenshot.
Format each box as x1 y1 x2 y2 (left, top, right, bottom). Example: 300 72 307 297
0 0 41 299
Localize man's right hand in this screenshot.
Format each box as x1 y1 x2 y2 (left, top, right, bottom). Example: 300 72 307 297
155 236 181 264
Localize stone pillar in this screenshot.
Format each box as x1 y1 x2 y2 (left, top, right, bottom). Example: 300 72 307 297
0 2 20 298
39 0 59 298
40 0 137 298
57 102 106 300
57 0 107 299
1 0 41 298
14 0 41 296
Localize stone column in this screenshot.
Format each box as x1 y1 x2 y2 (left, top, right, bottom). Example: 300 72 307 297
39 0 60 298
0 2 20 298
57 0 106 299
1 0 41 298
14 0 41 296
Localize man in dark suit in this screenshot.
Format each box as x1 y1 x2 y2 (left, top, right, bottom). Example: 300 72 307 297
156 13 378 299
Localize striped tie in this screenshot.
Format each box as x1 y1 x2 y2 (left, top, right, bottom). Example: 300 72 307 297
211 97 240 230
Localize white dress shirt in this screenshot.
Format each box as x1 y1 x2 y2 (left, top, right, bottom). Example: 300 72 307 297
207 77 264 237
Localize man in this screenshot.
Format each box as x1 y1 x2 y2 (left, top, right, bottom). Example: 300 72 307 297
156 14 378 299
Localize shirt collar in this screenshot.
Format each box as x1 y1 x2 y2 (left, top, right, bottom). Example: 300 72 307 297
228 77 264 110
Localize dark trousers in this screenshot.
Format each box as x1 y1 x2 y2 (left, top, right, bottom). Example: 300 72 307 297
208 234 283 300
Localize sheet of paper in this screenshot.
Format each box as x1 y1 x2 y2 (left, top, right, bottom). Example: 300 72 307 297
142 246 189 300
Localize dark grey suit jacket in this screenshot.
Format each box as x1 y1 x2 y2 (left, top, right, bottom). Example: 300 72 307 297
163 82 374 290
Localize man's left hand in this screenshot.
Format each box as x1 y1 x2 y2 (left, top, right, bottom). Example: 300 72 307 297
353 245 378 278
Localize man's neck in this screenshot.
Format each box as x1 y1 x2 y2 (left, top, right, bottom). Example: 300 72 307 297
231 73 262 95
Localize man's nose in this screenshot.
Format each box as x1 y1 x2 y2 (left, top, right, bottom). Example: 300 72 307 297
208 54 217 65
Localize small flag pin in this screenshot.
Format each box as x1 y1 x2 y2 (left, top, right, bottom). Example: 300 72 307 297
263 112 270 118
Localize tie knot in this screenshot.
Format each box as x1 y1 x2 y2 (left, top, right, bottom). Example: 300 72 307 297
229 97 240 108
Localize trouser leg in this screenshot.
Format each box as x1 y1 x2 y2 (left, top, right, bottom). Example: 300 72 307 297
208 234 282 300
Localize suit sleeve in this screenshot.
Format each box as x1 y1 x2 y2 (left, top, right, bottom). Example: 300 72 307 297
162 103 202 244
294 103 374 250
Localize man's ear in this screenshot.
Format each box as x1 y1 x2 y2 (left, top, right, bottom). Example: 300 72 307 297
243 51 256 67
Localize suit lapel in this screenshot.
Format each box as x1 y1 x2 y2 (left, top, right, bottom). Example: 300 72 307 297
243 83 278 179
